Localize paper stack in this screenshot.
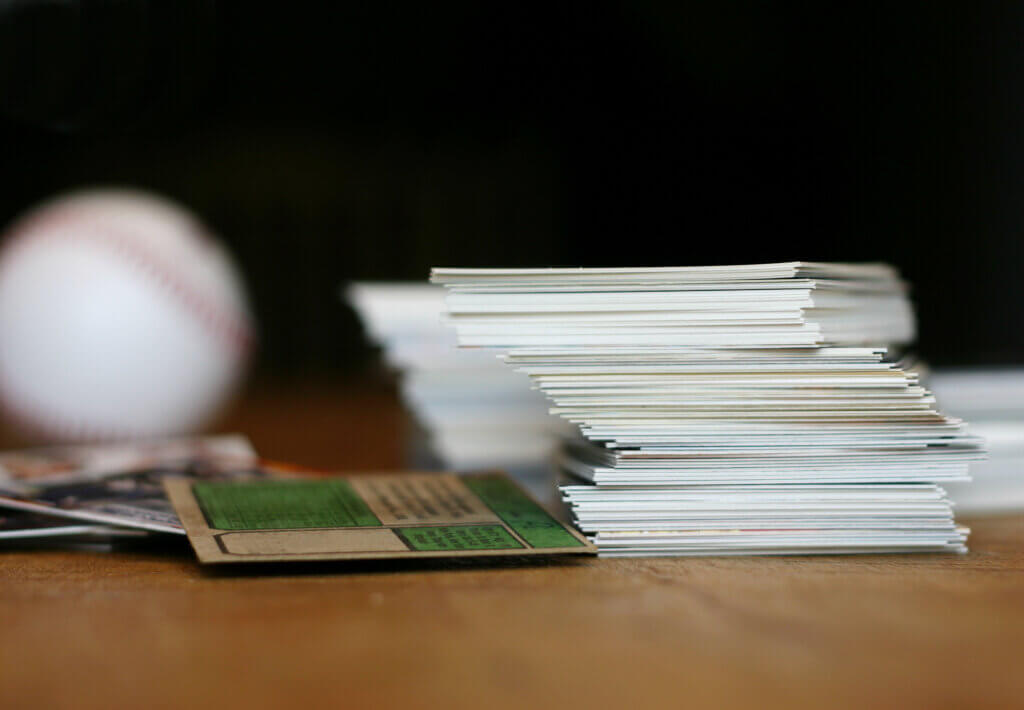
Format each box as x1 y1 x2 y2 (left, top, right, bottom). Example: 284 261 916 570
927 368 1024 514
432 263 984 556
346 283 568 492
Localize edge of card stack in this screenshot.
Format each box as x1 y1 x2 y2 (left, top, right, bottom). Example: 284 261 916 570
346 283 568 497
928 368 1024 514
432 262 984 556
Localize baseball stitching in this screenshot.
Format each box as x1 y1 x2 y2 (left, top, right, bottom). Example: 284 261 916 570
0 202 255 441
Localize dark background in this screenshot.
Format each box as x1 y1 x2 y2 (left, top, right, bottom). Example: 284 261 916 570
0 1 1020 374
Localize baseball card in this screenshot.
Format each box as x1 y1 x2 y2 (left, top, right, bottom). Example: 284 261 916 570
165 471 595 563
0 510 146 540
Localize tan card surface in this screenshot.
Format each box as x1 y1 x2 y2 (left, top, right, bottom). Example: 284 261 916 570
165 471 595 563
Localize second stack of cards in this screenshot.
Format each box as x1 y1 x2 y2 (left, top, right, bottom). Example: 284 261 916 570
431 263 984 556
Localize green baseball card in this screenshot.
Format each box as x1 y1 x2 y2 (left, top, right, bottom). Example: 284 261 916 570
164 471 594 563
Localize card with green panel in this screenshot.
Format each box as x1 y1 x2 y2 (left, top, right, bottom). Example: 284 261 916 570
165 471 594 563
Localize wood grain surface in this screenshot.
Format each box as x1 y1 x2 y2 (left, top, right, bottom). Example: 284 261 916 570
2 379 1023 710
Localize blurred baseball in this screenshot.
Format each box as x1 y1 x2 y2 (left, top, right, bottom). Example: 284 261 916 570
0 190 255 441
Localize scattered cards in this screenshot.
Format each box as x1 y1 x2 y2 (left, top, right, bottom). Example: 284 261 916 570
0 435 592 570
0 434 256 484
0 510 145 541
0 435 263 535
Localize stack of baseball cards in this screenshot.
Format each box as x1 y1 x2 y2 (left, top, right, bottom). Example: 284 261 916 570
347 282 569 496
432 262 984 556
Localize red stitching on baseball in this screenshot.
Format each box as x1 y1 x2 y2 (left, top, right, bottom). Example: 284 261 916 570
3 205 255 355
0 202 255 441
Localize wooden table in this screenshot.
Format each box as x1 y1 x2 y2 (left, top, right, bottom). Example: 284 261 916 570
2 379 1023 710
